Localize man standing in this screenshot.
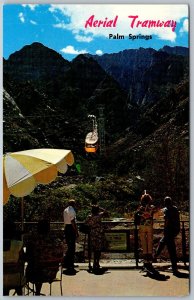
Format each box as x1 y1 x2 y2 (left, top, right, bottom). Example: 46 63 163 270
154 196 180 275
63 199 79 275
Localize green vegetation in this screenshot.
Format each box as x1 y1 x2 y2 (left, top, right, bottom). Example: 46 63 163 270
4 133 189 224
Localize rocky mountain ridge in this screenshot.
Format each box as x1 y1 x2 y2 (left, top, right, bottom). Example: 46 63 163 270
4 42 71 81
3 43 189 153
3 42 189 211
3 43 134 153
90 46 188 105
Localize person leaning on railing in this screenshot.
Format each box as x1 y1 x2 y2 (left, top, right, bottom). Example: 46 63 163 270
85 204 109 274
135 191 157 271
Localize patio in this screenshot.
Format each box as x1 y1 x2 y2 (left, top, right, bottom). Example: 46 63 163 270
35 262 189 297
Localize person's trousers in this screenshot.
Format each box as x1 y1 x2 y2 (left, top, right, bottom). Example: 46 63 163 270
156 230 177 271
139 225 153 258
64 225 76 269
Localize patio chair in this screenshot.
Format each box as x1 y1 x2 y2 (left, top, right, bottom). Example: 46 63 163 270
26 260 63 296
3 262 26 296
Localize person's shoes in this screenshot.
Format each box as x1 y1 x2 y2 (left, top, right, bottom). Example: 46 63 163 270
172 270 187 277
92 267 107 275
144 263 159 275
173 270 179 275
101 267 108 272
63 268 78 275
173 270 189 278
93 266 108 272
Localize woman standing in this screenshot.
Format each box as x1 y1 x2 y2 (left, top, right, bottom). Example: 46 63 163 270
135 192 156 270
85 205 108 273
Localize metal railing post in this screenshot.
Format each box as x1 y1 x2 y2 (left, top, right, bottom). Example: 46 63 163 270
181 221 187 265
134 224 139 268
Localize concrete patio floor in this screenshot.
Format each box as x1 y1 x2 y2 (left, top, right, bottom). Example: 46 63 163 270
38 262 190 297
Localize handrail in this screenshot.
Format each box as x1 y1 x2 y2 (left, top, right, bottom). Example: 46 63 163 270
16 220 189 268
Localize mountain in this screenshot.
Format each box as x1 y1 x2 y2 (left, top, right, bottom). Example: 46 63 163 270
3 43 136 154
90 46 189 105
3 42 189 211
105 78 189 205
3 88 44 151
159 46 189 56
3 43 189 153
4 42 71 82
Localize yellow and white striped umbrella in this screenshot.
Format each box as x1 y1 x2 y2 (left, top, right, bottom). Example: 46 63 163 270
3 148 74 205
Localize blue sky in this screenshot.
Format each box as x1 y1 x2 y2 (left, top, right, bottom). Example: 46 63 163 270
3 4 189 61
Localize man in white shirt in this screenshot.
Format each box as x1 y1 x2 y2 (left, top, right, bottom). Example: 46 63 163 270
63 199 79 275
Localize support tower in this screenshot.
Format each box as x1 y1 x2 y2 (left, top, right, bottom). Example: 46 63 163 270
98 105 105 154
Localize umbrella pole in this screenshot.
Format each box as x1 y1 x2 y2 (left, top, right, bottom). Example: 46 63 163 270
21 197 24 234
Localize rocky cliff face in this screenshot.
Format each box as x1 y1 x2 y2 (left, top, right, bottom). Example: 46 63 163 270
3 89 43 151
91 46 188 105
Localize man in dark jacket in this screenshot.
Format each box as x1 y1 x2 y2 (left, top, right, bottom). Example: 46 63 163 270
154 196 180 275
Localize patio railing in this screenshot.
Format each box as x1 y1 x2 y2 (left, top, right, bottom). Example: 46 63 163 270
18 219 189 268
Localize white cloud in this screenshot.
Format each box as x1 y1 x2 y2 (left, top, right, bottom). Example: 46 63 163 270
48 6 56 13
75 34 93 42
18 12 25 23
22 4 39 11
157 30 176 43
49 4 188 42
60 45 88 55
53 23 93 43
30 20 37 25
96 50 103 55
180 18 188 33
53 22 67 30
